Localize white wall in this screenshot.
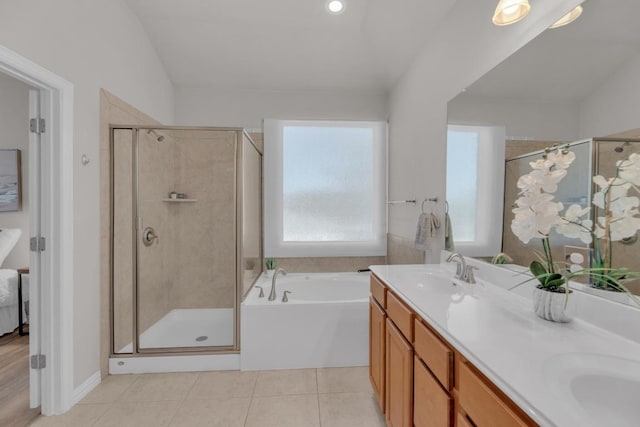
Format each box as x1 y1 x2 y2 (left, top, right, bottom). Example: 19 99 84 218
0 0 174 388
579 53 640 138
175 88 388 128
448 95 579 141
388 0 583 262
0 73 30 268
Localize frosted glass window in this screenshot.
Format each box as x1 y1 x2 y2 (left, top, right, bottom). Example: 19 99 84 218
446 131 479 242
264 120 387 257
446 125 505 257
283 126 373 242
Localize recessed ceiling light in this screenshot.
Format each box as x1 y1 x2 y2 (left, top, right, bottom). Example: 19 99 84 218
492 0 531 26
549 5 583 29
326 0 345 15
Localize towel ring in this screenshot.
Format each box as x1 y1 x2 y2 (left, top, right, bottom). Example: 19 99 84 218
445 201 449 214
421 197 438 213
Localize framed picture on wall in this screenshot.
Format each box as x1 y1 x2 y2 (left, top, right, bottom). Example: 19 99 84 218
0 149 22 212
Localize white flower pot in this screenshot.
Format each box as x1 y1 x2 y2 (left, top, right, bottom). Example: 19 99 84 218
265 269 275 279
533 287 573 323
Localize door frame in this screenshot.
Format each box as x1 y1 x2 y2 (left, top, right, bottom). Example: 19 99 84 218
0 44 75 415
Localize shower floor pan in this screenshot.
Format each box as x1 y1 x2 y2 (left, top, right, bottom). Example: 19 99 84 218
118 308 234 352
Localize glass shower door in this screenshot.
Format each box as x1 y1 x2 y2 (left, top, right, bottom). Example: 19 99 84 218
135 128 238 351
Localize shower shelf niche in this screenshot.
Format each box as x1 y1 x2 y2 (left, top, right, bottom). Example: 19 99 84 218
162 198 197 203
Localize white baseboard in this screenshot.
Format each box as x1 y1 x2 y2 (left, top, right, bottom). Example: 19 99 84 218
72 371 101 405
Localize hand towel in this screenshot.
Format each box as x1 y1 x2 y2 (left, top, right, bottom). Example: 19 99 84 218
415 212 441 250
445 212 455 251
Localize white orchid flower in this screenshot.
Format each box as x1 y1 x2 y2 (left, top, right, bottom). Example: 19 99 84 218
547 149 576 170
609 196 640 218
602 215 640 241
618 153 640 186
593 177 632 209
556 204 593 244
529 168 567 193
529 158 553 170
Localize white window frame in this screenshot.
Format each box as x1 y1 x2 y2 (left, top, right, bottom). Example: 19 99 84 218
264 119 387 258
446 124 505 257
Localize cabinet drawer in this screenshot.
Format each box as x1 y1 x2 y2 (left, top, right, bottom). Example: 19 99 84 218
370 274 387 308
386 291 413 341
458 362 528 427
414 356 451 427
414 319 453 391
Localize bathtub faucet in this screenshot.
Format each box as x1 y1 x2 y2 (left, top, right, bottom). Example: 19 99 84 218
268 268 288 301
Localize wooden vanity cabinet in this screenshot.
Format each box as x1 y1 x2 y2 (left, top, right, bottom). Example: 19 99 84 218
369 273 538 427
414 355 452 427
369 297 386 411
413 318 453 427
385 318 414 427
457 360 532 427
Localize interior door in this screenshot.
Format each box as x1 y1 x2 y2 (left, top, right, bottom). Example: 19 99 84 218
27 89 42 408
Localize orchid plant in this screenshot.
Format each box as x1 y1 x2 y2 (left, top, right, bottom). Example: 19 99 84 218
511 146 640 295
511 147 575 292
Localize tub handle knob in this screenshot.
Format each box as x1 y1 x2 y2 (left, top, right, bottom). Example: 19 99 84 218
282 291 292 303
255 286 264 298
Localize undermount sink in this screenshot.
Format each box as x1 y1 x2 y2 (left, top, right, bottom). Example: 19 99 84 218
543 353 640 426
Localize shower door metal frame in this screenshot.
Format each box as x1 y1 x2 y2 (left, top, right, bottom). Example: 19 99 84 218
109 125 263 358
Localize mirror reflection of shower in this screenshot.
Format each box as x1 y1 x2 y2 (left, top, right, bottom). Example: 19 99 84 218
147 128 165 142
614 141 631 153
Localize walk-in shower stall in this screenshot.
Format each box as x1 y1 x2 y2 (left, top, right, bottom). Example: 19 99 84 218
110 127 262 361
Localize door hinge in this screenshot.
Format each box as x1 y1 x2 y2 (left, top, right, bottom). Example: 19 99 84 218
30 236 46 252
29 118 46 134
31 354 46 370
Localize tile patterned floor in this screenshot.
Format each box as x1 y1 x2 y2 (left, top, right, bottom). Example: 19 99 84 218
29 367 385 427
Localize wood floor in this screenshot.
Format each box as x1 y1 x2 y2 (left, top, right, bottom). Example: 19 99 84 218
0 326 40 427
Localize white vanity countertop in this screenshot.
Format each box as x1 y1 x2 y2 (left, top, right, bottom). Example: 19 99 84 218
370 264 640 427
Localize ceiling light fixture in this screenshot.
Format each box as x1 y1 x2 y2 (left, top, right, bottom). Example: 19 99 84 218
326 0 345 15
492 0 531 26
549 5 583 29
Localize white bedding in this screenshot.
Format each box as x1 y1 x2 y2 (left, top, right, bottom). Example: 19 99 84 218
0 270 29 335
0 269 19 307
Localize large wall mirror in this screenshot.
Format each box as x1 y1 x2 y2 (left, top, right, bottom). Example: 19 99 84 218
446 0 640 296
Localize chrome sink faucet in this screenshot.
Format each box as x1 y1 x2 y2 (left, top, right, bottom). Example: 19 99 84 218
446 252 467 279
268 268 287 301
446 252 478 284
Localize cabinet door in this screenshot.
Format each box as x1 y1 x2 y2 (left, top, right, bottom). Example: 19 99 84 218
385 318 413 427
369 298 386 412
414 356 452 427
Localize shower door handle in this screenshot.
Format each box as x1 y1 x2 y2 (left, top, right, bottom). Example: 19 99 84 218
142 227 158 246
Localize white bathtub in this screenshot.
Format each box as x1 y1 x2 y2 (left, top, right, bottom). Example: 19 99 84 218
240 272 370 370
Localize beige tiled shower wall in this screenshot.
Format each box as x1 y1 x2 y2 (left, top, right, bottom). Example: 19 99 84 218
112 130 135 353
136 131 177 331
168 131 237 309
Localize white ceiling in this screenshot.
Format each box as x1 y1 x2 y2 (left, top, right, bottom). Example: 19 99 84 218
124 0 458 93
461 0 640 104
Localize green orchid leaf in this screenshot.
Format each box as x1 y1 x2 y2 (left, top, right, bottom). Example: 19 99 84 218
530 260 547 278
